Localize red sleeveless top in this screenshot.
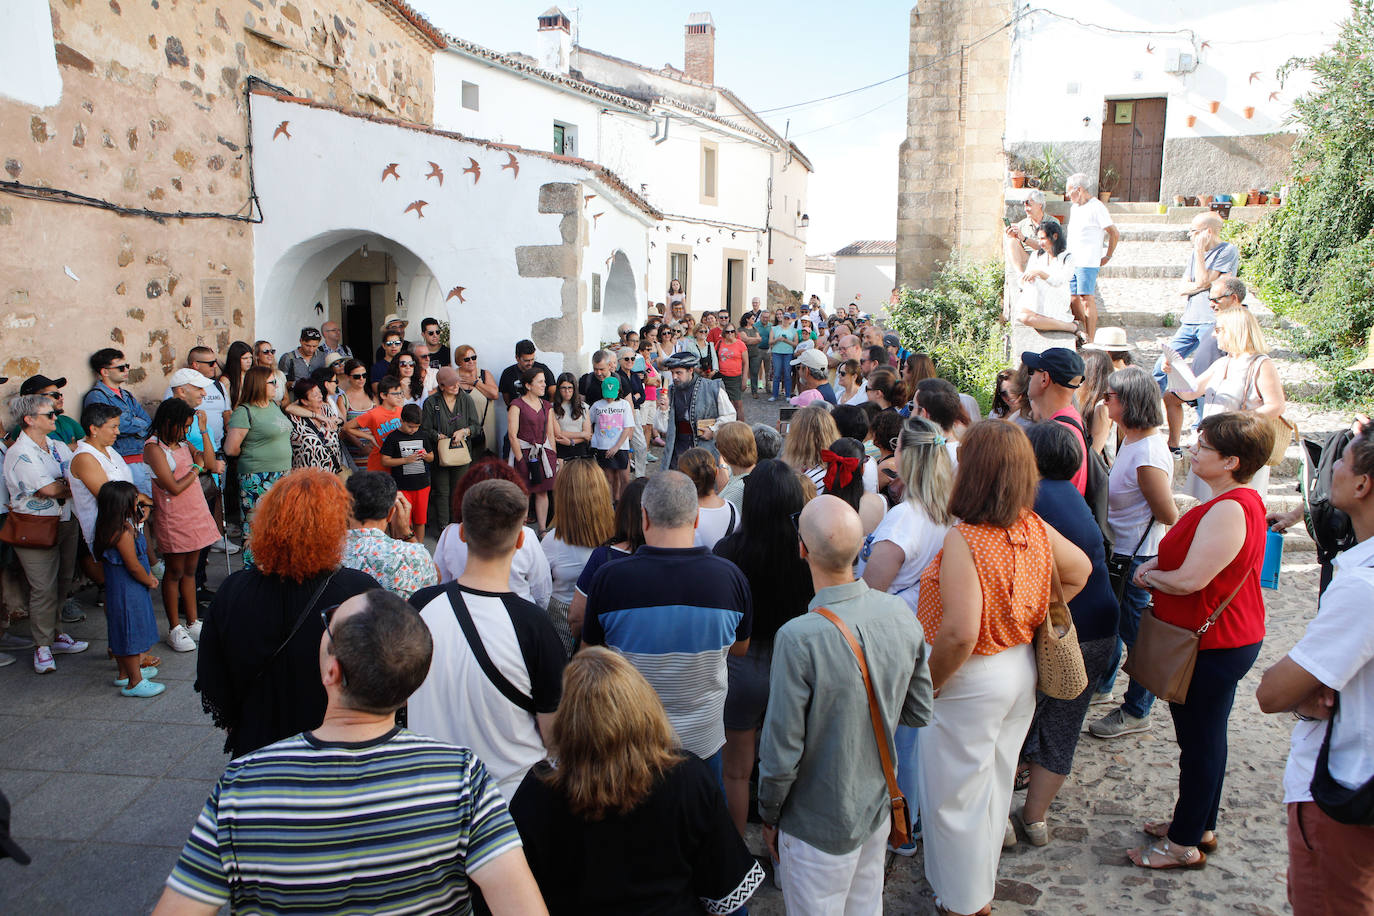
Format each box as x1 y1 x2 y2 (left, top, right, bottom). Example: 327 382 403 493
1151 486 1266 650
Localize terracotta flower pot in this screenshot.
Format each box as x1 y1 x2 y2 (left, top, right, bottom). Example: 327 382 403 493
1209 101 1221 113
1173 195 1186 206
1257 193 1269 204
1011 170 1026 188
1249 188 1260 198
1199 194 1214 206
1186 115 1197 127
1098 191 1112 202
1243 106 1255 119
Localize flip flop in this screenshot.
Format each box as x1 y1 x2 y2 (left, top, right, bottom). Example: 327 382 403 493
1129 841 1206 870
1144 821 1217 853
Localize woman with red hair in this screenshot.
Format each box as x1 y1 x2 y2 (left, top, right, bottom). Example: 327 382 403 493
196 468 381 758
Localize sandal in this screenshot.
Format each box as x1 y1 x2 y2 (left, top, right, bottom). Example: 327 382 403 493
1129 839 1207 870
140 652 163 669
1144 821 1217 853
1014 762 1031 791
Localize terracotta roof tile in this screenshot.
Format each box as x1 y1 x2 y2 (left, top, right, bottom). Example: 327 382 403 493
370 0 446 50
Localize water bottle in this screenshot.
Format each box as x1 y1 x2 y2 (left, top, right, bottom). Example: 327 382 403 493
1260 528 1284 590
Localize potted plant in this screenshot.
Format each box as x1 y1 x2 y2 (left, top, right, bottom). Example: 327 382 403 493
1025 145 1068 197
1099 166 1121 202
1008 153 1028 189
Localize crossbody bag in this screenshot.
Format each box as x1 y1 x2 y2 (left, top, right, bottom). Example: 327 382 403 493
1124 572 1248 704
446 585 536 713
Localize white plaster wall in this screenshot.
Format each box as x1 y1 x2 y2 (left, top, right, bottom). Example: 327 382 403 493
0 0 61 108
1005 0 1346 143
580 198 650 350
833 256 896 314
251 94 651 377
804 269 835 310
769 153 811 292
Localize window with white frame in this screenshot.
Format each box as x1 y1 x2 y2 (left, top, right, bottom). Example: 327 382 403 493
700 141 718 205
461 81 479 111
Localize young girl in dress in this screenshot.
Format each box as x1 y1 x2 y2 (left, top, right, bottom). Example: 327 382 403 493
93 481 164 697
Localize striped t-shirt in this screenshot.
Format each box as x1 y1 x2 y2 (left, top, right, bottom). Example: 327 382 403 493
166 729 521 913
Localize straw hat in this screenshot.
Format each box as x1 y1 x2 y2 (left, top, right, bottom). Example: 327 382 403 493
1349 328 1374 371
1080 327 1134 352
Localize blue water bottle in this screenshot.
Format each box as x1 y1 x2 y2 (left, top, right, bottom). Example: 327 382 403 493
1260 528 1284 590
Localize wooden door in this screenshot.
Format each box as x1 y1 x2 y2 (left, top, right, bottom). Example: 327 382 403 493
1098 98 1166 202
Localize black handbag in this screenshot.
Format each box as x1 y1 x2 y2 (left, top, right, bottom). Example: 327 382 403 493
1310 694 1374 824
1107 516 1154 606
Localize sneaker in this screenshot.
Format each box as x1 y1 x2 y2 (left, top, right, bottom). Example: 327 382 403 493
888 818 922 857
114 666 159 686
166 624 196 653
150 561 165 579
1090 690 1116 706
187 620 203 641
225 522 242 539
1014 807 1050 847
0 652 13 668
60 598 86 623
33 646 55 674
768 396 777 402
646 453 659 463
210 536 240 555
0 633 34 650
51 633 89 654
120 679 166 698
1089 707 1151 739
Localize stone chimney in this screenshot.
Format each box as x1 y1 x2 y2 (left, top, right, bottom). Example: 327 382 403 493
684 12 715 84
537 7 572 74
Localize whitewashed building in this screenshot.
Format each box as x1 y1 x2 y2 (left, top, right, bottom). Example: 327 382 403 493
833 241 897 316
804 256 835 310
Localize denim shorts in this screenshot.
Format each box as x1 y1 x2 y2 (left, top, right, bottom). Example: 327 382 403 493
1069 267 1100 296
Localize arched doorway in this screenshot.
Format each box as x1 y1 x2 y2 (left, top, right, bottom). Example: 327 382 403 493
256 231 444 360
603 250 637 337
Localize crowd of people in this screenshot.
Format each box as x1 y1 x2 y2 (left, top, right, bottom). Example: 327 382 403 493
0 277 1367 916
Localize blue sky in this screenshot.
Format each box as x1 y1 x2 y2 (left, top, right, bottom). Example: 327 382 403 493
409 1 913 254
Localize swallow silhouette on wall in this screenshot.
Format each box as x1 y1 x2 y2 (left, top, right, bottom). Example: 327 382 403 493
1145 43 1154 54
502 153 520 179
1200 40 1211 51
584 194 596 207
463 158 481 184
273 121 291 140
446 286 466 303
381 163 400 182
426 161 444 185
1269 91 1280 102
405 200 428 218
314 302 324 315
1249 71 1262 84
593 212 605 226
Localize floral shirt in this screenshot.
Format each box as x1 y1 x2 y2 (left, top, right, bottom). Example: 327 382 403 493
341 528 438 600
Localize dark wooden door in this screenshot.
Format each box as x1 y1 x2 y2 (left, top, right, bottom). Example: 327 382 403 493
1098 98 1166 202
340 281 373 360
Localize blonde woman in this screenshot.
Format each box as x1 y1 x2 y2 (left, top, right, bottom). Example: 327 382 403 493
1166 307 1286 501
1076 349 1115 460
508 648 764 913
540 461 613 656
780 404 840 491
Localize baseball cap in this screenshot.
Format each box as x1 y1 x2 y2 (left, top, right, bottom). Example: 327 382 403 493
19 374 66 395
300 327 322 341
883 333 901 349
601 375 621 400
1021 348 1085 389
791 349 829 371
167 368 213 390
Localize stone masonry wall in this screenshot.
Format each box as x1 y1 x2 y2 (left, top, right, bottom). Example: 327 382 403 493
0 0 436 412
896 0 1012 290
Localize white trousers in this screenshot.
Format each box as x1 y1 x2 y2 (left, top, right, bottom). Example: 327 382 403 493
779 821 887 916
917 643 1036 915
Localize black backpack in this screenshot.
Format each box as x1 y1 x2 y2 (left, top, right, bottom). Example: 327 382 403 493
1302 429 1356 565
1053 413 1115 555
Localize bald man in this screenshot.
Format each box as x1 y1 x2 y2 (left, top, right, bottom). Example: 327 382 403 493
758 496 932 910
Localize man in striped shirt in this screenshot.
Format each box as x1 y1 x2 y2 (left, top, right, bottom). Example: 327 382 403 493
154 589 547 916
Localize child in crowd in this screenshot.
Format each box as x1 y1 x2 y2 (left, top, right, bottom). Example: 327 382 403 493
93 481 164 697
380 403 435 543
589 375 634 501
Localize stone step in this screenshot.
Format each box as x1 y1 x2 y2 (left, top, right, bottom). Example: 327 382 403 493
1117 226 1191 243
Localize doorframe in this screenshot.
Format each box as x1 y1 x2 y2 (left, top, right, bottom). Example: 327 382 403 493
720 248 748 323
1098 95 1167 203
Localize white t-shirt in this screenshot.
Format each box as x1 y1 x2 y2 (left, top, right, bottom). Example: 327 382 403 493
1108 434 1173 555
694 501 738 550
842 382 868 406
540 532 594 605
1283 537 1374 803
862 500 950 616
1067 197 1115 265
433 524 553 608
589 398 635 452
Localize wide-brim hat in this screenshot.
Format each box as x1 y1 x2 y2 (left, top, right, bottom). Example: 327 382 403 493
1350 329 1374 371
1080 327 1135 352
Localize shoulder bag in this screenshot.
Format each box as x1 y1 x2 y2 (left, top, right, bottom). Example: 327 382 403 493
1034 561 1089 700
0 511 59 549
1106 517 1154 607
1243 355 1297 466
811 606 913 849
1310 694 1374 824
1123 572 1248 704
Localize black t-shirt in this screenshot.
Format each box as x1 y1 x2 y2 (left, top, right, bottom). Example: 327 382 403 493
499 361 556 404
381 427 435 490
509 755 763 916
428 345 451 368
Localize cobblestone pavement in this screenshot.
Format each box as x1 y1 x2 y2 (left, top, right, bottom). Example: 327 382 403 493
0 383 1319 914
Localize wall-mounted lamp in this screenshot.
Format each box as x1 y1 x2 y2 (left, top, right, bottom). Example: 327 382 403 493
361 243 369 258
799 213 810 228
1082 116 1091 128
396 291 404 310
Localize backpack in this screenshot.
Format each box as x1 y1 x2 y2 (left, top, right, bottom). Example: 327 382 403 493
1052 413 1115 555
1301 429 1356 565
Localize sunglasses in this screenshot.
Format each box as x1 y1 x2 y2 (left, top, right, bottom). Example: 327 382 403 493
193 359 217 367
416 354 430 361
108 363 131 372
398 361 416 368
319 604 349 686
48 391 65 398
385 340 403 347
620 356 634 362
35 411 56 419
349 372 367 379
558 384 574 390
259 348 276 355
1208 295 1232 303
461 354 478 362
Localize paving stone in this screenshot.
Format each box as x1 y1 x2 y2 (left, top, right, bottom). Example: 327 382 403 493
93 776 213 848
10 771 151 841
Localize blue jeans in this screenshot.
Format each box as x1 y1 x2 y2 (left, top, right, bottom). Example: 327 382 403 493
895 724 919 820
1152 321 1214 393
702 748 726 798
1098 554 1156 719
770 351 794 399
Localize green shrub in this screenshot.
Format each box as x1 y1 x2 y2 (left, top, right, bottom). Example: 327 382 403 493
886 258 1004 412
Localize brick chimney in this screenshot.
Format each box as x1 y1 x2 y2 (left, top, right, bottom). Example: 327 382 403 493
537 7 572 74
684 12 715 84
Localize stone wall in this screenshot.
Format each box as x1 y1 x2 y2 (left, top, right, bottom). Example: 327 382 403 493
1160 134 1296 203
896 0 1013 291
0 0 437 410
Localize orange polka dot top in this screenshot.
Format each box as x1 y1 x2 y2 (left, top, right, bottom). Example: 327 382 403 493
917 509 1051 655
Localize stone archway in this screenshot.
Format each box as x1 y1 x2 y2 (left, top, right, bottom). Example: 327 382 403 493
602 249 637 337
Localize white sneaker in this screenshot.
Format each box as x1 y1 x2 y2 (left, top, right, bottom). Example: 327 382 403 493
51 633 89 654
210 536 240 555
187 620 203 641
33 646 55 674
166 624 196 653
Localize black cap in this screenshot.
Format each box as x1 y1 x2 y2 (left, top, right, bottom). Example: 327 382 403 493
662 351 702 371
1021 348 1085 389
0 789 31 866
300 327 322 341
19 375 67 395
883 333 900 349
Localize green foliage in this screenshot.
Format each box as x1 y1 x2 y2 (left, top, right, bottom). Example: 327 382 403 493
886 258 1005 412
1024 145 1069 195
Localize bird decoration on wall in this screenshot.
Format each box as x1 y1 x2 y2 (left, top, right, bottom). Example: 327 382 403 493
1269 91 1280 102
446 286 466 303
584 194 596 207
463 158 481 184
650 241 656 248
273 121 291 140
314 302 324 315
1145 42 1154 54
381 163 400 182
1200 40 1211 51
426 161 444 185
502 152 520 179
593 212 605 227
404 200 428 218
692 254 699 261
1249 71 1262 84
